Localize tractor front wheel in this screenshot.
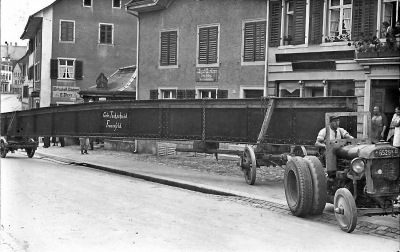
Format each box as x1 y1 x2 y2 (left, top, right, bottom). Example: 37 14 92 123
241 146 257 185
334 188 357 233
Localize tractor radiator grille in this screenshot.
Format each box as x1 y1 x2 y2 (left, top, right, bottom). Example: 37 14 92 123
368 157 399 194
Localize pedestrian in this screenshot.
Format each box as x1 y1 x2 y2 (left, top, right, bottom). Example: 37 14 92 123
52 136 58 146
381 21 395 49
79 137 90 154
387 107 400 147
371 106 387 143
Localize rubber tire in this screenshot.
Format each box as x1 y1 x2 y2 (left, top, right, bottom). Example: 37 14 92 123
303 156 327 215
334 188 357 233
26 148 35 158
1 141 7 158
242 146 257 185
284 156 313 217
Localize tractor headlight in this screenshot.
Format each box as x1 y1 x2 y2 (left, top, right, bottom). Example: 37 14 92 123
351 158 365 174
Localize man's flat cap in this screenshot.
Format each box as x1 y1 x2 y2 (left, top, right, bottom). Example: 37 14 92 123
330 116 340 122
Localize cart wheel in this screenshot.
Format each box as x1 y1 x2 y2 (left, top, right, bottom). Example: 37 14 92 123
334 188 357 233
284 156 313 217
241 146 257 185
303 156 327 215
26 148 35 158
0 141 7 158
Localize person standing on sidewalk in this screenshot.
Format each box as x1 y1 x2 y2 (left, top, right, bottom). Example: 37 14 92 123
79 137 90 154
371 106 387 143
387 107 400 148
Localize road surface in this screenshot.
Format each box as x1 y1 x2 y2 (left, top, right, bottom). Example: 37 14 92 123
1 153 399 252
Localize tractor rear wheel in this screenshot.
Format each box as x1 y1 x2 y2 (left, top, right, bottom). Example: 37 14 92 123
303 156 327 215
284 156 313 217
241 146 257 185
334 188 357 233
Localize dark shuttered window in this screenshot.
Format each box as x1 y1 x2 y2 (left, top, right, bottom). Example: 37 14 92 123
292 0 306 45
352 0 377 39
100 24 113 44
269 1 282 47
309 0 323 44
75 61 83 80
160 30 178 66
198 26 219 65
50 59 58 79
176 90 196 99
60 21 74 42
243 21 266 62
150 90 158 100
217 90 228 99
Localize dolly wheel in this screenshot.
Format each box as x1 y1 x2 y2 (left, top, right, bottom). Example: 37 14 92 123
0 141 7 158
334 188 357 233
26 148 35 158
241 146 257 185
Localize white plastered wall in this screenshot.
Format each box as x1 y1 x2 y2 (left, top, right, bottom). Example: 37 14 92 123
39 7 53 107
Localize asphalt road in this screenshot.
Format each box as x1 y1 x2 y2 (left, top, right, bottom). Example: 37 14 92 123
1 155 399 252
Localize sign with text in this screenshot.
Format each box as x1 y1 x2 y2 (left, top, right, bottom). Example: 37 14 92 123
53 86 81 98
102 110 129 133
195 67 218 82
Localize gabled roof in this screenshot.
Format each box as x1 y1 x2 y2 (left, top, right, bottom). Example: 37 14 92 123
126 0 173 12
79 66 137 96
20 0 59 39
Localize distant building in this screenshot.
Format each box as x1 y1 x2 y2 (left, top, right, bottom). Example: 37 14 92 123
1 42 27 94
20 0 137 108
79 66 137 102
12 62 23 94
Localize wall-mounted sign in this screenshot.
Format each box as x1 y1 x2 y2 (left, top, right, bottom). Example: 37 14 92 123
102 110 129 133
195 67 218 82
53 86 80 98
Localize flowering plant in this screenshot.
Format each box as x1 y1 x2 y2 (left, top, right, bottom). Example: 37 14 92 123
352 33 382 52
325 33 351 42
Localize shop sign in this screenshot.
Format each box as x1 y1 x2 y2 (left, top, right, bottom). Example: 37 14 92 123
195 67 218 82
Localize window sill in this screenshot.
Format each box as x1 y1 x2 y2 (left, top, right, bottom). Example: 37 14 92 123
278 44 308 50
59 40 75 43
98 43 114 46
241 61 265 66
159 65 179 69
320 41 351 47
196 63 219 68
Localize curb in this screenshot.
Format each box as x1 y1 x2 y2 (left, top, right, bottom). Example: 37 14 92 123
35 152 399 240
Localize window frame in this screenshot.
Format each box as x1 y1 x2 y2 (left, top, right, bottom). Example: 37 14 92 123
327 0 352 41
59 20 75 43
196 24 220 68
241 18 267 66
159 29 179 69
158 87 178 99
83 0 92 7
57 58 76 80
112 0 122 8
99 23 114 45
195 87 218 99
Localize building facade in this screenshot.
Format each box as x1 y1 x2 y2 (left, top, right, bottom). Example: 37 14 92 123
128 0 399 124
20 0 137 108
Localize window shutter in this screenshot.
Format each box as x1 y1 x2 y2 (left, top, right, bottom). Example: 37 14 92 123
50 59 58 79
244 22 255 61
292 0 306 45
185 89 195 99
254 22 266 61
177 90 186 99
150 90 158 100
107 25 112 43
61 22 67 40
309 0 323 44
198 27 218 64
269 0 281 47
169 31 177 65
352 0 377 39
217 89 228 99
67 22 74 41
75 61 83 80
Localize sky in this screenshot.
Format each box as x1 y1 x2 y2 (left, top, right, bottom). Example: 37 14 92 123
1 0 55 46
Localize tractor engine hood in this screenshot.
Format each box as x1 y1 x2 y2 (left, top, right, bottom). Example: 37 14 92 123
335 142 398 160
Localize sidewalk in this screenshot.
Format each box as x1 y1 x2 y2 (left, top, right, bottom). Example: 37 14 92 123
31 143 399 237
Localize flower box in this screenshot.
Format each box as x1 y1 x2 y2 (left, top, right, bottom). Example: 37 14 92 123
378 51 399 58
356 52 379 58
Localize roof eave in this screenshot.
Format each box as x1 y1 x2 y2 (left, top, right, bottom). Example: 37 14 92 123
126 0 173 12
